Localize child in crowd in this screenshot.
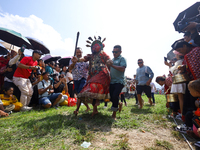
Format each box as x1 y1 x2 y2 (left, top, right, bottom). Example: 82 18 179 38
0 86 23 112
0 99 9 117
186 79 200 139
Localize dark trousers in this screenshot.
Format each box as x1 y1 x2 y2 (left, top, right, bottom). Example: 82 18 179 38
182 82 197 116
120 94 126 104
151 93 155 103
109 83 124 111
134 90 138 103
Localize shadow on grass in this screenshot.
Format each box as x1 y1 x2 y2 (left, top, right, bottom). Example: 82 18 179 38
130 105 153 114
19 111 114 138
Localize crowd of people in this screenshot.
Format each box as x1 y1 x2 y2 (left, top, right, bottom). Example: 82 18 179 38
155 19 200 139
0 27 200 140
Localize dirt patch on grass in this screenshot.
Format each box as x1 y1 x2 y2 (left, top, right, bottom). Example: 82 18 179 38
90 128 192 150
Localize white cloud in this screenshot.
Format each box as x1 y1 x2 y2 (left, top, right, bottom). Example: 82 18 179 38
0 13 74 57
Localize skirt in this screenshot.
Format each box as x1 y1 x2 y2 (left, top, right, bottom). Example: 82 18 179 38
170 83 186 94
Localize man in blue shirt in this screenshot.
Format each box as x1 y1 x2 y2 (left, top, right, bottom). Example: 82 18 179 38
136 59 154 109
107 45 127 120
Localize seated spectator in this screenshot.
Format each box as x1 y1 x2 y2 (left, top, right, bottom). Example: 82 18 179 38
45 61 55 76
0 99 9 117
0 86 22 112
54 64 60 76
53 74 68 103
60 66 67 77
29 70 41 107
185 79 200 139
66 68 75 98
38 72 62 109
4 49 23 100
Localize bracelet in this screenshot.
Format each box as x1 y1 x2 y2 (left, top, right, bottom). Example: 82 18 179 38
78 58 80 62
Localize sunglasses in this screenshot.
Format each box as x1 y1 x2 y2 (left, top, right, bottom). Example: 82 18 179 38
138 62 143 64
112 51 120 54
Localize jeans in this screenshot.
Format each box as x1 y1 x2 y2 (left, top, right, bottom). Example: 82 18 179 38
151 93 155 103
109 83 124 111
39 93 61 105
74 78 86 94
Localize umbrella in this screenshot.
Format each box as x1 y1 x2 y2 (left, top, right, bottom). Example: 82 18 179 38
173 2 200 32
26 37 50 54
58 56 72 66
0 43 9 55
0 41 20 53
0 27 32 49
42 54 61 64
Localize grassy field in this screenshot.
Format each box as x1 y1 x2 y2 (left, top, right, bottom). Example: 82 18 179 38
0 95 196 150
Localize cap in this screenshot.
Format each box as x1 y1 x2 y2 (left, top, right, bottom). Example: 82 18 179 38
33 50 43 55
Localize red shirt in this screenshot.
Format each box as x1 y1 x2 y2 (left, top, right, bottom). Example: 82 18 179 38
14 56 38 79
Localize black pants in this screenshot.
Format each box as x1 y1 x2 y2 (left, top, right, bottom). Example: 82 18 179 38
120 94 127 104
109 83 124 111
182 82 197 116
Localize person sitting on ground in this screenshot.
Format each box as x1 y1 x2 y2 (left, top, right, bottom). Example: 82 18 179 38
45 61 55 76
66 68 75 98
0 99 9 117
38 72 63 109
0 86 23 112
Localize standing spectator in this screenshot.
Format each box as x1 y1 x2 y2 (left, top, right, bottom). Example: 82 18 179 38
13 50 43 111
38 72 63 109
136 59 154 109
69 47 90 115
150 82 157 105
107 45 127 120
172 39 200 123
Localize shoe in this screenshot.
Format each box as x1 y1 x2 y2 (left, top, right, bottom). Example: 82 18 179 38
21 106 32 111
4 104 15 113
175 114 182 120
175 124 192 134
52 105 58 109
125 103 127 107
152 103 155 106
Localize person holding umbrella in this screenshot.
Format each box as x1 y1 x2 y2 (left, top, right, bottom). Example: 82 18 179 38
13 50 43 111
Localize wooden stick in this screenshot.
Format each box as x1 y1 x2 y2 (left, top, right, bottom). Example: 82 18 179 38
74 32 80 56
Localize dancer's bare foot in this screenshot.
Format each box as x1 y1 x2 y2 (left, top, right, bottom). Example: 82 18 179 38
148 99 153 106
91 111 98 117
95 100 100 106
138 104 143 109
118 102 123 112
112 112 117 120
73 110 78 116
85 107 91 112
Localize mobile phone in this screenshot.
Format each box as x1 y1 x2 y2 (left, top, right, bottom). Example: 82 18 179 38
164 57 167 62
20 44 26 52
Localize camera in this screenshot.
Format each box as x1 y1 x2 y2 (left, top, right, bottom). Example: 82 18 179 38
20 44 26 52
35 66 41 75
177 13 200 32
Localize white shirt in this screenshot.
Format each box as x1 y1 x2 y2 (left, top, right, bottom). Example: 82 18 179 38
66 72 73 84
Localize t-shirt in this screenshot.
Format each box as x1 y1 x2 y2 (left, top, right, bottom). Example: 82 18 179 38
66 72 73 84
38 80 52 98
13 56 38 79
110 55 127 85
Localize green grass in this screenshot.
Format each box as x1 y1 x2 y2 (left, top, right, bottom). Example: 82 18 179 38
0 95 180 149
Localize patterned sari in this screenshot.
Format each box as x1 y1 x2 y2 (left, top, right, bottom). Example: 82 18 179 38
183 47 200 80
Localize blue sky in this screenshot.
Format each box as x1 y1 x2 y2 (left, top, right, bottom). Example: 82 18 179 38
0 0 199 88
